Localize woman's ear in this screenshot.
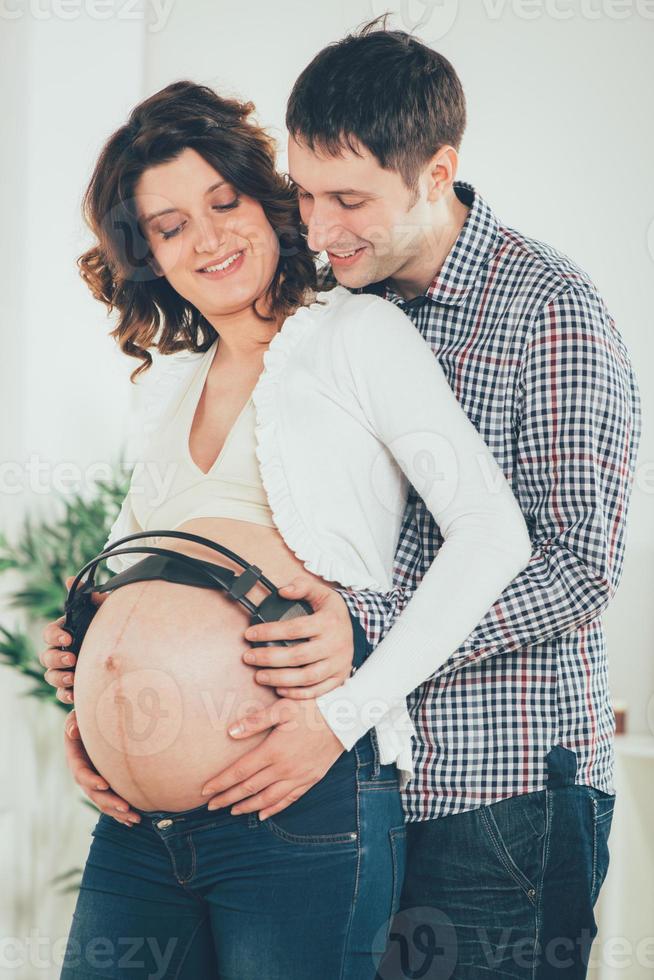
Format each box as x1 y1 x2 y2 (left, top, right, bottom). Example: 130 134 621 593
147 253 164 278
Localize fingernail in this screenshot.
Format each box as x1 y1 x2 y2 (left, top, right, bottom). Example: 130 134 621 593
228 724 244 736
246 628 257 640
230 806 242 815
243 652 255 664
207 801 219 811
201 787 212 796
115 804 128 813
65 690 74 702
94 781 108 790
68 724 79 738
63 673 73 685
62 655 75 666
58 634 69 645
257 672 269 683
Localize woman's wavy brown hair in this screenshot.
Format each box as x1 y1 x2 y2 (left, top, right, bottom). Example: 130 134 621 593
79 80 318 381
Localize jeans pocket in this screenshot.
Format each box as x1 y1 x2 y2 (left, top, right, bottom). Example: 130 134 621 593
479 793 547 905
262 752 359 846
389 825 407 917
263 819 359 846
590 790 614 905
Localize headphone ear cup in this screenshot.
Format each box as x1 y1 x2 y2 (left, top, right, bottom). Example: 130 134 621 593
249 596 313 648
62 592 99 656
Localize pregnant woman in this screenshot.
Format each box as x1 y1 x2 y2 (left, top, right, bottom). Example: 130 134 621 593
41 81 532 979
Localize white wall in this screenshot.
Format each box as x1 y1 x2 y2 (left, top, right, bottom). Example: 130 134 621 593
2 2 652 976
0 10 146 978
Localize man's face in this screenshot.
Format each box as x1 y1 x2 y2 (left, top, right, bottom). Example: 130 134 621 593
288 135 434 290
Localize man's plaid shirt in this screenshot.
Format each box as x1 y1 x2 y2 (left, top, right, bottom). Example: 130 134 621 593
320 182 642 823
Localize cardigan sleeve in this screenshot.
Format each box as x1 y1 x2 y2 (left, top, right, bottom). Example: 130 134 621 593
315 296 533 750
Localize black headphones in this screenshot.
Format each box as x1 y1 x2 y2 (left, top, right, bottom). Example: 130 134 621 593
61 529 313 657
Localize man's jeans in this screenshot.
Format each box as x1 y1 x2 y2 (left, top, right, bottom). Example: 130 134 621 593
60 612 407 979
374 745 614 980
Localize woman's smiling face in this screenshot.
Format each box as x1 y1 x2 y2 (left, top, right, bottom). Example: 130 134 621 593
135 147 281 318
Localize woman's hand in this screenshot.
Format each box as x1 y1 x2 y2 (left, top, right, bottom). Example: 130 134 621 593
64 710 141 826
242 575 355 699
201 697 345 819
39 575 108 703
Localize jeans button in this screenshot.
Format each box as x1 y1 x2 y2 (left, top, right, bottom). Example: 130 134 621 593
156 818 173 829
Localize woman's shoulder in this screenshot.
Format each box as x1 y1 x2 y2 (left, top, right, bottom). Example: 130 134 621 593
311 285 430 368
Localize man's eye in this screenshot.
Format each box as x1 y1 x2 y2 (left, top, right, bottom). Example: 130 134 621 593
337 198 365 210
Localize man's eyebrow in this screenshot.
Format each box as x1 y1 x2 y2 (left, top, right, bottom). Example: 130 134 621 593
141 180 227 224
289 177 375 197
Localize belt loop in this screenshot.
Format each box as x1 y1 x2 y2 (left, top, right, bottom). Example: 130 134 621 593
370 727 381 777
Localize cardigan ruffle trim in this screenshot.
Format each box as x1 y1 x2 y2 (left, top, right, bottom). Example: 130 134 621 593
252 289 383 593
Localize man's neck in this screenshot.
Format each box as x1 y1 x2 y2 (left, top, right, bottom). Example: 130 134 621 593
388 189 471 301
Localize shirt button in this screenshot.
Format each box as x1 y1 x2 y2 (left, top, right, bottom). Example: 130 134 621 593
156 818 173 829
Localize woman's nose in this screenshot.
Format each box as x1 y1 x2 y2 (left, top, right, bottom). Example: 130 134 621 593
193 215 224 255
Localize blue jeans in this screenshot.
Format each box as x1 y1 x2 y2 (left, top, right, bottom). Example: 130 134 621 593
374 744 614 979
60 612 406 980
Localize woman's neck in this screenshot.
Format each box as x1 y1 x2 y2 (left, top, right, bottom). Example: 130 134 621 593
206 286 316 374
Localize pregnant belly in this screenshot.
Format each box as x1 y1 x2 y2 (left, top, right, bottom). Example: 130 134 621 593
73 577 278 812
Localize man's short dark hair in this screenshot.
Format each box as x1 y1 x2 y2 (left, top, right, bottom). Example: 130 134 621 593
285 15 467 195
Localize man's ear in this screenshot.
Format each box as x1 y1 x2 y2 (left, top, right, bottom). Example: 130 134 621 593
425 145 459 202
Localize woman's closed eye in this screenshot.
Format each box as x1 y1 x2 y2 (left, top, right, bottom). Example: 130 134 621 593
159 199 241 240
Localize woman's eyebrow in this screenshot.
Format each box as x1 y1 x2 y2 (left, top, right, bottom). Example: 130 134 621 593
142 181 228 224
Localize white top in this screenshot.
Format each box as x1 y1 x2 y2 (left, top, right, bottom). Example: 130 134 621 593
104 285 532 788
125 339 275 532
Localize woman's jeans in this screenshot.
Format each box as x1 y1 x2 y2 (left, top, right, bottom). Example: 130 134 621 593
60 611 407 980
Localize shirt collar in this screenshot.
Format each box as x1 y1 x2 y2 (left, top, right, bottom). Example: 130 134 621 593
360 181 501 309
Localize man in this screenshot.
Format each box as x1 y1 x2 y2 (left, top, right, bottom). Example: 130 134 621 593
206 18 641 978
43 17 640 979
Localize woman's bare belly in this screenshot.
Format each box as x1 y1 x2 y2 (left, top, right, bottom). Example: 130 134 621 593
73 517 332 812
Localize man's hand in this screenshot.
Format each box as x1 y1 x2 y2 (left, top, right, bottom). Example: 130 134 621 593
242 576 354 699
201 698 345 820
40 575 108 703
64 710 141 826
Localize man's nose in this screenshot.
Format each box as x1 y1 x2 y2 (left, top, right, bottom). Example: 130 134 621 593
306 205 340 253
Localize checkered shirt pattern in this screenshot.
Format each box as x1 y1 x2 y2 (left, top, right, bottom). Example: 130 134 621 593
319 181 642 822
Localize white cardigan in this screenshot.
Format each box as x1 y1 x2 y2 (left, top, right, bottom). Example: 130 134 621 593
104 285 532 788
